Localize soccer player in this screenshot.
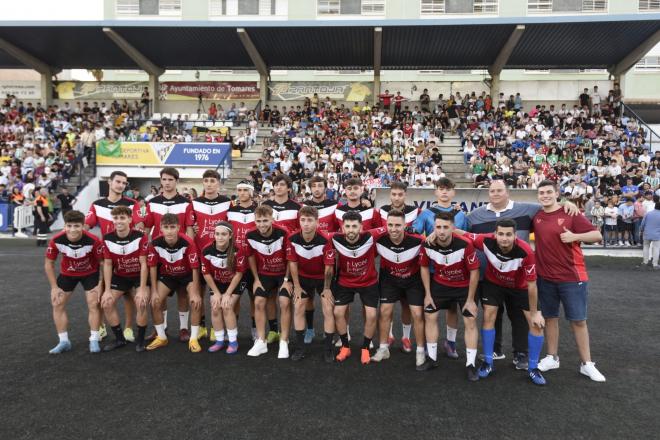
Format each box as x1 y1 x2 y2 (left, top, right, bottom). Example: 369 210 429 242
378 181 419 352
246 205 292 358
372 209 426 367
418 212 480 381
85 170 141 342
263 174 301 233
137 167 195 342
191 169 231 341
100 206 150 352
146 214 202 352
534 180 606 382
335 178 381 230
44 210 104 354
413 177 467 359
201 222 247 355
286 206 336 362
463 220 547 385
330 211 387 364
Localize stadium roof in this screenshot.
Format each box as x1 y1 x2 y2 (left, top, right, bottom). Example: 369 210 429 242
0 14 659 73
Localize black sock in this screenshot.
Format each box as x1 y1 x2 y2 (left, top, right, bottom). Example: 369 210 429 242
296 330 305 347
200 315 206 327
111 325 124 341
251 318 256 329
305 310 314 330
269 319 278 332
324 333 334 350
137 326 146 344
362 337 372 350
340 333 349 348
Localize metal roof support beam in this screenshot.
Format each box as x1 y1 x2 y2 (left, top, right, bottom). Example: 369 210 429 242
609 29 660 76
373 27 382 106
489 25 525 77
236 28 268 76
0 37 54 74
102 27 164 76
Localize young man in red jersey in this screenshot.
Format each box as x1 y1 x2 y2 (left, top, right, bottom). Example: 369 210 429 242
45 210 104 354
263 174 301 233
334 178 381 231
534 180 605 382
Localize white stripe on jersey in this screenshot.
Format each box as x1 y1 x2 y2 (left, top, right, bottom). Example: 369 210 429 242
94 205 114 222
273 209 299 221
104 237 142 256
335 207 374 222
55 243 94 259
149 202 189 216
379 208 418 225
204 254 227 269
248 237 284 256
424 247 465 266
227 211 256 224
154 246 187 263
332 236 373 259
483 246 524 273
316 205 336 219
291 242 325 260
376 243 421 264
192 200 231 216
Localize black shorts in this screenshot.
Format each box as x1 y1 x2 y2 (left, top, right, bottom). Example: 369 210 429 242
57 272 99 292
480 280 530 311
424 282 468 313
255 274 284 298
208 281 242 296
158 273 193 294
619 222 634 232
110 274 140 293
239 271 254 297
299 276 324 299
333 282 379 308
379 273 424 306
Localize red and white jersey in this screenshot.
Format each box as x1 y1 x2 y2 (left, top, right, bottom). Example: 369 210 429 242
147 234 199 277
376 233 424 279
379 204 419 228
200 244 248 284
420 234 480 288
263 198 301 233
46 231 103 278
227 202 257 251
192 195 231 251
286 231 334 280
467 233 536 290
304 199 338 233
331 227 387 288
144 194 194 238
103 230 149 277
335 203 381 231
85 196 141 236
246 225 289 277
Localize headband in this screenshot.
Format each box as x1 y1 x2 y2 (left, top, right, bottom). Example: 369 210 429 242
236 183 254 191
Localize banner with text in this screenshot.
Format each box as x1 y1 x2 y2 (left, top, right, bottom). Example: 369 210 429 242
269 82 373 102
0 81 41 99
54 81 147 100
159 82 259 101
96 141 232 167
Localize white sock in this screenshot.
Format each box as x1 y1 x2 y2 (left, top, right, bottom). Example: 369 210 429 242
155 323 166 339
163 310 168 330
466 348 477 367
388 322 394 339
380 343 389 349
89 330 100 342
402 324 412 339
427 342 438 361
191 325 199 340
227 328 238 342
214 329 225 341
416 346 425 354
179 311 189 330
58 332 69 343
446 326 457 343
347 325 351 340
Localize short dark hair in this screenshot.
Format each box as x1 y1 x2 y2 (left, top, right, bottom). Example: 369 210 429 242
345 178 363 187
273 174 293 189
342 211 363 223
161 213 179 226
434 211 455 223
390 181 407 192
386 209 405 220
202 169 220 180
495 218 517 232
435 177 455 190
160 167 179 180
309 176 327 187
109 170 128 181
110 206 132 217
63 210 85 224
299 206 318 219
537 180 557 191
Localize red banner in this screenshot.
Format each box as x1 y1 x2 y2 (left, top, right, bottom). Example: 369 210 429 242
159 81 259 101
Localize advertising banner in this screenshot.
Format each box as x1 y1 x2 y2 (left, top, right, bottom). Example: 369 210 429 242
96 141 232 167
159 82 259 101
269 82 373 102
0 81 41 99
54 81 147 100
373 188 538 213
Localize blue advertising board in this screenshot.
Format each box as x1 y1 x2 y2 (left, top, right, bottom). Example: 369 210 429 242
163 143 232 167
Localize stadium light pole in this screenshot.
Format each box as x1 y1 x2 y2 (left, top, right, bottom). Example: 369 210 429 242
373 27 382 107
102 27 164 113
488 25 525 103
237 28 269 105
0 37 60 107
